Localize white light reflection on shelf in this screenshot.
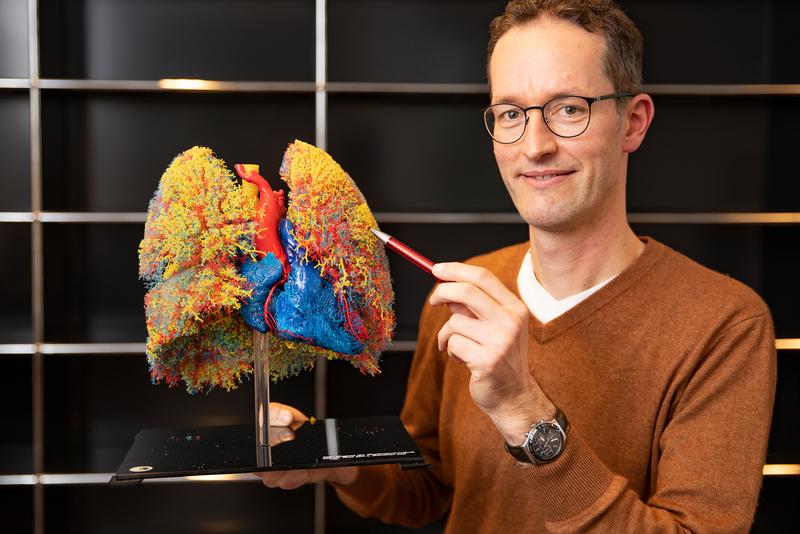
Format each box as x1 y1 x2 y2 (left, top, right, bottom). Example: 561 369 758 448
158 78 224 91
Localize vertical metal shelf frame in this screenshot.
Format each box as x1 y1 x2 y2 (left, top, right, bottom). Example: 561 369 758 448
314 2 327 533
27 0 44 533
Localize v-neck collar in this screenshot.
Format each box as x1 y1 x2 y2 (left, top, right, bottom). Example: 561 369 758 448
496 237 665 344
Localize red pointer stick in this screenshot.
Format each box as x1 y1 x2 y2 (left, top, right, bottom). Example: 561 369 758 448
371 228 441 281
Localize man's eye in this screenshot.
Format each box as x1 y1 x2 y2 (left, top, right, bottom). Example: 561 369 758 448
502 110 520 121
553 104 587 118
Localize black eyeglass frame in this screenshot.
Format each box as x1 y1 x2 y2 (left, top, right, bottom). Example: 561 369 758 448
483 92 636 143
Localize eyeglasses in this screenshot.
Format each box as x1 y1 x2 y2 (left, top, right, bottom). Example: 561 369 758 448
483 93 634 143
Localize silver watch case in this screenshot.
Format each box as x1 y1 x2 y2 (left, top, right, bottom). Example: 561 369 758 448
525 419 566 463
504 408 568 464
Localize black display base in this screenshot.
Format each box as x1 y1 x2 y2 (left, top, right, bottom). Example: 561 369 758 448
111 415 428 485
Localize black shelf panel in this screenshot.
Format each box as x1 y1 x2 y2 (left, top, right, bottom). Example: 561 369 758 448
329 0 501 84
0 94 31 212
39 0 315 81
328 0 800 86
0 486 32 534
752 477 800 533
629 95 800 213
41 91 315 212
43 223 145 343
44 483 314 534
628 0 800 85
769 353 800 465
0 223 32 344
0 356 32 475
0 0 29 79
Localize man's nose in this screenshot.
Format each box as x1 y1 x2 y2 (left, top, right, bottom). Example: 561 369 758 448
520 111 558 160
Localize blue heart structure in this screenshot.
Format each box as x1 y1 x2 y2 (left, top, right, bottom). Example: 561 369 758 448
238 252 284 333
239 219 363 355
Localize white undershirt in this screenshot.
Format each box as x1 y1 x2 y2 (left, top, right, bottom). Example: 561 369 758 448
517 250 616 324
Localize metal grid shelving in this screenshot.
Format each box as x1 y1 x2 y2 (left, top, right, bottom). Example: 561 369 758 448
2 1 799 534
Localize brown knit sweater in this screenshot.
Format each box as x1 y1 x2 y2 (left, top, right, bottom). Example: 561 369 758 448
335 237 776 533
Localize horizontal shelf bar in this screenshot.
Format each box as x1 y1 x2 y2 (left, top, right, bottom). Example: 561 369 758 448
39 473 112 485
0 212 35 222
2 465 796 486
385 212 800 225
646 84 800 97
776 339 800 350
0 472 260 485
38 212 146 223
628 213 800 224
331 82 800 97
0 341 414 355
4 211 519 224
39 343 146 355
387 340 417 352
4 211 800 225
0 344 37 355
37 78 316 93
327 82 486 95
0 343 147 355
0 475 37 485
377 212 521 224
0 79 794 97
1 339 798 356
763 464 800 476
0 78 30 89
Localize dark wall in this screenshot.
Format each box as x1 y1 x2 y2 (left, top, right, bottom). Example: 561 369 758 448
1 0 797 532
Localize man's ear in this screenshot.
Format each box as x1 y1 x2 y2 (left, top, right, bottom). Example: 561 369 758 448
621 93 655 154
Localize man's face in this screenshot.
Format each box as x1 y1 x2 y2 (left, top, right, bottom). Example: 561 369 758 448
489 17 628 232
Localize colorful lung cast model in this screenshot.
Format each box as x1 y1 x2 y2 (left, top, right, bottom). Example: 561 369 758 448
139 141 395 393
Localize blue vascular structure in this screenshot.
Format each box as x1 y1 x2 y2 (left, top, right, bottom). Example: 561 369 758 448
238 219 363 355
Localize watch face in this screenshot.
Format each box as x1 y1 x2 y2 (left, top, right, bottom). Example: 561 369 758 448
528 422 564 461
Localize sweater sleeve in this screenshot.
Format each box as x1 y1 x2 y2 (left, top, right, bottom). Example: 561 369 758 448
528 312 777 533
334 299 453 527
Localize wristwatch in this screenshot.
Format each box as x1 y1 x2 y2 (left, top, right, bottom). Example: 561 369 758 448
504 407 569 464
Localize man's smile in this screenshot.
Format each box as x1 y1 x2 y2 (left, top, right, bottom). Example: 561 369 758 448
519 169 575 185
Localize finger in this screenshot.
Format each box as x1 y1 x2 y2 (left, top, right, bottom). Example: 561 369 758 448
442 333 483 368
430 281 506 322
432 262 519 307
446 301 477 318
256 469 328 490
269 402 309 427
256 470 289 488
276 470 312 490
437 313 495 353
257 469 308 490
268 426 295 446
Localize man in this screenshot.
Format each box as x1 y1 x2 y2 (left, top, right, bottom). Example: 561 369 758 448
261 1 776 531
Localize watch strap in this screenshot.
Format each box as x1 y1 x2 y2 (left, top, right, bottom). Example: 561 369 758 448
504 438 533 463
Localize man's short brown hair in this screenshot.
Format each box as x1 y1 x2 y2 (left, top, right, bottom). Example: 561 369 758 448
487 0 643 94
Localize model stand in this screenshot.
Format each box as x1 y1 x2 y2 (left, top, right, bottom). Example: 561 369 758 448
111 333 426 485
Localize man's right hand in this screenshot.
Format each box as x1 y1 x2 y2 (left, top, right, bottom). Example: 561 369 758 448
256 402 359 490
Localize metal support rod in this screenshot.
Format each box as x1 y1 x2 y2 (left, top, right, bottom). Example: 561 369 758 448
253 331 271 467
